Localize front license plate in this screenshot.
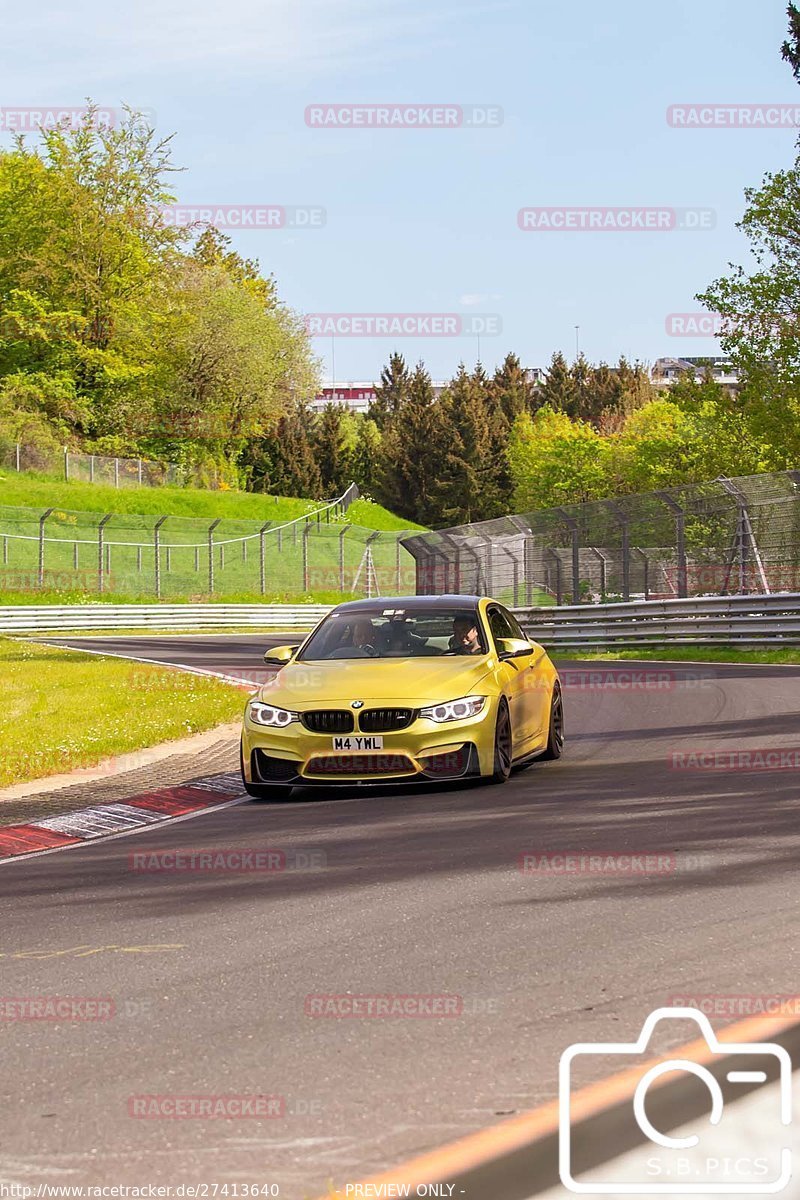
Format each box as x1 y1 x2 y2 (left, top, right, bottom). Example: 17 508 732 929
332 736 384 751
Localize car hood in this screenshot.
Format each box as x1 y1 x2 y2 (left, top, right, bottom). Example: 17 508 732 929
258 655 496 708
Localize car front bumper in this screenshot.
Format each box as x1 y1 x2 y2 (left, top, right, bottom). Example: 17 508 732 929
241 700 497 785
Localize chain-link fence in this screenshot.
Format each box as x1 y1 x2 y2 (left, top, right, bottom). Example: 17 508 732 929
402 471 800 605
0 442 184 487
0 496 418 600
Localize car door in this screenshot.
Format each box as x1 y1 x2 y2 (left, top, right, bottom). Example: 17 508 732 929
487 605 537 755
500 605 550 745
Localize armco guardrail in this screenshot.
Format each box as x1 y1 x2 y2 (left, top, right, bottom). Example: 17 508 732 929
0 604 333 633
3 592 799 642
516 591 800 648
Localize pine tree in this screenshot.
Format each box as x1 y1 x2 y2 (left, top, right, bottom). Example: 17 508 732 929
376 362 449 525
539 351 578 416
432 364 496 524
259 401 323 498
490 352 537 421
368 352 411 431
314 403 346 495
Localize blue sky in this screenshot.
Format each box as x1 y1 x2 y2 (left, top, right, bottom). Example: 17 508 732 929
3 0 799 383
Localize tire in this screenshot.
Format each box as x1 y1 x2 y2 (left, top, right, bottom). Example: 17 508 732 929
240 742 294 801
488 699 513 784
538 682 564 761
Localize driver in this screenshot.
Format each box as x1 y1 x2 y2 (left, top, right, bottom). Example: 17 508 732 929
351 619 377 654
449 615 482 655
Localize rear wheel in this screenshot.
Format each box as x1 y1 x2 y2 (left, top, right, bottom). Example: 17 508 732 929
488 699 512 784
240 742 294 801
538 682 564 761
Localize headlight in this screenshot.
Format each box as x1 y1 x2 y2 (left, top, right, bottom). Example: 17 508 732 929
419 695 486 723
248 701 298 727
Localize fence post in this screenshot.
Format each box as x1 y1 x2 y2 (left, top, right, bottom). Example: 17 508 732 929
90 455 95 484
64 447 69 481
97 514 112 594
607 502 630 601
3 536 7 565
545 549 563 605
15 443 20 472
396 536 402 593
302 520 310 592
633 547 649 601
657 492 688 599
37 508 54 588
259 523 271 595
114 458 119 488
138 460 143 486
589 547 607 597
137 546 142 573
208 519 221 594
73 542 79 570
154 515 168 598
339 525 351 592
556 509 581 604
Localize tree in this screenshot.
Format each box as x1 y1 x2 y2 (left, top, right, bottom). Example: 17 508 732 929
0 106 319 488
376 362 450 525
341 414 382 494
314 403 348 495
698 3 800 463
781 2 800 79
433 364 497 524
368 352 411 430
490 352 536 421
538 351 578 416
246 401 322 498
508 407 611 510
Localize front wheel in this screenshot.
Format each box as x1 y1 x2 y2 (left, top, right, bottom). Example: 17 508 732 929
538 682 564 761
488 699 512 784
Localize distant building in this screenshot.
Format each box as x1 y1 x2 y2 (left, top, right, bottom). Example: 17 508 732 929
652 356 740 394
310 369 545 413
309 379 446 414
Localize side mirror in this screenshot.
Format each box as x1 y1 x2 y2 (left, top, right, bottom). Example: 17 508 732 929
496 637 534 661
263 644 299 666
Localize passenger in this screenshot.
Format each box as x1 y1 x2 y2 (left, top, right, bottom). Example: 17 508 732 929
449 616 482 655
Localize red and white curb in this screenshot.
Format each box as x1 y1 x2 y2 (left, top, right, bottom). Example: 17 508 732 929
0 773 245 863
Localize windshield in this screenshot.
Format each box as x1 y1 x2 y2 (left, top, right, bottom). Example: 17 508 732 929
297 607 487 660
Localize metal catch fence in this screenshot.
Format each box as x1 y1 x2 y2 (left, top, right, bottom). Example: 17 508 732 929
402 470 800 605
0 485 418 600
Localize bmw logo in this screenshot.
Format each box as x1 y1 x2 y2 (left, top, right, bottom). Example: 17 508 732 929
351 700 364 709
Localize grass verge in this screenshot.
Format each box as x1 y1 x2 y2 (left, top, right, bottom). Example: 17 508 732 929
0 470 424 531
559 645 800 666
0 637 245 787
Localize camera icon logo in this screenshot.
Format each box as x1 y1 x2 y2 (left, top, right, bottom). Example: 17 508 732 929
559 1007 792 1194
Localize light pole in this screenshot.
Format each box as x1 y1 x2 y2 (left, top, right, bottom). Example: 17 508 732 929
574 325 580 360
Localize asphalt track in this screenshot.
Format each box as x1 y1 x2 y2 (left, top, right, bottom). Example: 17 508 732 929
3 635 800 1196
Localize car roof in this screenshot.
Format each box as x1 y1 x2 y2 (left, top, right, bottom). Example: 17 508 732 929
332 595 485 614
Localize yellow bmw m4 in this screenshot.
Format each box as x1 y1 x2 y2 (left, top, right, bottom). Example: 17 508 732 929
240 595 563 799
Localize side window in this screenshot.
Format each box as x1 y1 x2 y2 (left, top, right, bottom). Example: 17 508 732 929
488 606 516 647
498 605 526 641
